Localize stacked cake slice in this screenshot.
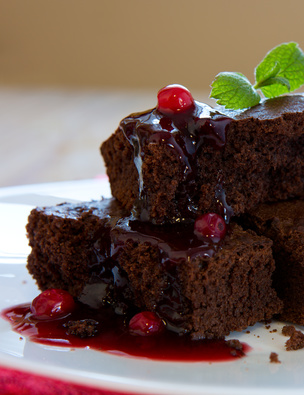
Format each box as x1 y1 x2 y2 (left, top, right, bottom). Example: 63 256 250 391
27 86 304 338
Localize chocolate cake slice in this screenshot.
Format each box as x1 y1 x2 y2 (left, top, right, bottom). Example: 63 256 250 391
26 198 282 339
101 94 304 223
241 199 304 325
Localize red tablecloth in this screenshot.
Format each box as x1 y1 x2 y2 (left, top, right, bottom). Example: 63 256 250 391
0 365 145 395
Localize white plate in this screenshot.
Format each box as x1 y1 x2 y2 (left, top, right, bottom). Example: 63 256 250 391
0 178 304 395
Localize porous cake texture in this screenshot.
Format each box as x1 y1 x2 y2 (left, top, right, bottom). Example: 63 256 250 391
242 199 304 325
101 95 304 223
26 199 282 339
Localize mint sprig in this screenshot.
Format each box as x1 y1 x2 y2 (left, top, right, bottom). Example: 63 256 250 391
210 72 261 110
210 42 304 110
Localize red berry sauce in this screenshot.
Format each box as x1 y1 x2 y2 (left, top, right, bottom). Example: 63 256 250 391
2 299 250 362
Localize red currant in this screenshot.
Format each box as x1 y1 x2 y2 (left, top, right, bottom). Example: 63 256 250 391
194 213 227 242
129 311 165 336
157 84 195 115
31 289 75 320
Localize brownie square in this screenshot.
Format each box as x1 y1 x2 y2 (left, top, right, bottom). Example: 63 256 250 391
101 95 304 223
26 198 282 339
242 199 304 325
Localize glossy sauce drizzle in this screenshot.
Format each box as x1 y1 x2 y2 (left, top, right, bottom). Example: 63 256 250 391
120 102 232 221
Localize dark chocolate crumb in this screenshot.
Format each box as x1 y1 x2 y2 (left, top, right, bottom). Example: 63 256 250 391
269 352 281 363
265 325 271 330
282 325 296 337
63 319 99 338
285 329 304 351
226 339 243 350
246 330 251 334
226 339 244 356
270 329 277 333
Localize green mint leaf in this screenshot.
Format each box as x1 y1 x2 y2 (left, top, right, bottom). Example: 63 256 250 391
210 72 260 110
210 42 304 110
255 76 291 91
254 62 281 89
255 42 304 98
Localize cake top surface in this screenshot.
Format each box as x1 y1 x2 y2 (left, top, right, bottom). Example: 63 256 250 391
39 198 128 222
120 100 231 151
227 94 304 121
118 93 304 159
247 199 304 234
120 94 304 134
32 198 267 262
254 200 304 226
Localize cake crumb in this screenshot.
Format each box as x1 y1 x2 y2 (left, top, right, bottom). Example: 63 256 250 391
265 324 271 330
269 352 281 363
226 339 244 356
284 327 304 351
282 325 296 337
63 319 99 338
246 330 250 334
